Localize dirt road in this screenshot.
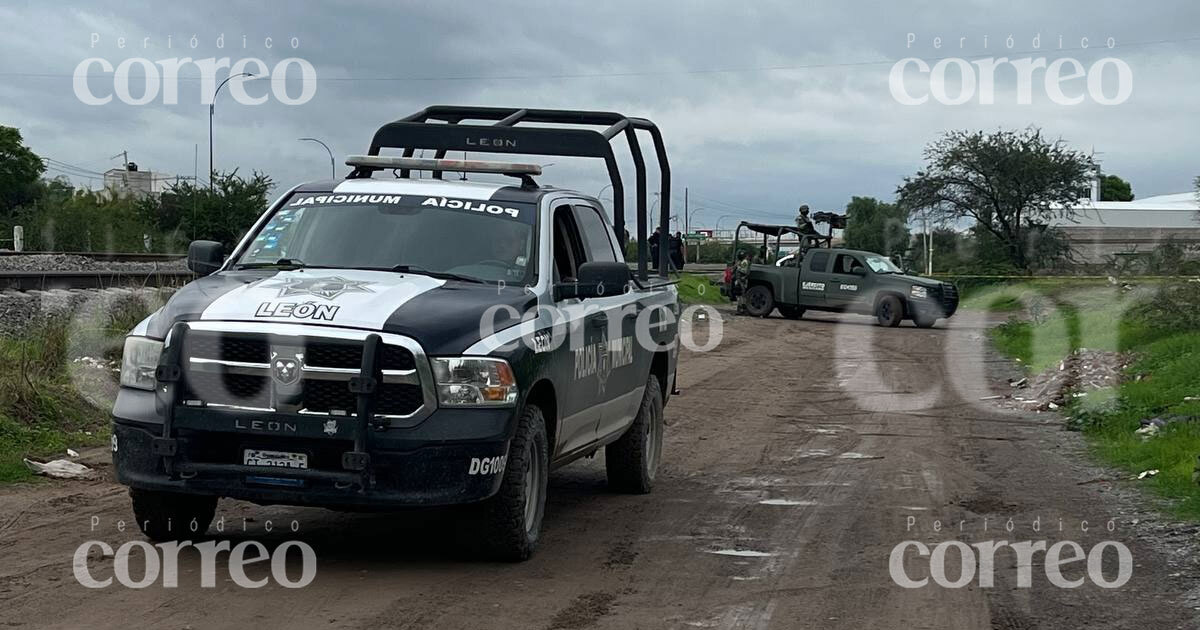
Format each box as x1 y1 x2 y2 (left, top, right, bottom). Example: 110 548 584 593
3 310 1199 629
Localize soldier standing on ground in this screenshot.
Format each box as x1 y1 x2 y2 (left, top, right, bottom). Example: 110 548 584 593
734 251 751 314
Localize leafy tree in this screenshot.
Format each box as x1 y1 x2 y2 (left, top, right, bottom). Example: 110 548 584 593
16 179 157 252
12 170 272 253
1099 174 1133 201
154 170 273 251
843 196 910 257
0 126 45 217
896 127 1095 271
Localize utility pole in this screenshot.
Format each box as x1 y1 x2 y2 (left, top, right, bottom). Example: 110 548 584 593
683 187 691 263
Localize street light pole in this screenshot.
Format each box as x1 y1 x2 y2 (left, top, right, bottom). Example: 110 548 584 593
209 72 253 190
299 137 336 179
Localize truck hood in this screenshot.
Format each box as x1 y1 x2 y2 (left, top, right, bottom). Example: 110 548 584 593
144 269 536 355
884 273 942 287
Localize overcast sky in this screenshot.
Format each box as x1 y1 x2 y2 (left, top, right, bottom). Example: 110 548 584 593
0 0 1196 227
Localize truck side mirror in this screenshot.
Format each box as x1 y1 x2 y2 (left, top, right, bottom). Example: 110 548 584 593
188 240 224 276
555 261 631 300
851 266 867 277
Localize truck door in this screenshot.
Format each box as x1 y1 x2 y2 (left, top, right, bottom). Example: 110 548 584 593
549 204 603 457
776 251 802 305
827 253 867 310
800 250 831 305
570 203 643 444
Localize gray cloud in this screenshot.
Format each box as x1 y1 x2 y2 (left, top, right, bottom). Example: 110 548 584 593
1 0 1197 225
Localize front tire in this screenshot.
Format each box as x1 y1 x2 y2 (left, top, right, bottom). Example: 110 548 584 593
876 295 903 327
477 404 549 561
606 374 664 494
778 305 805 319
130 489 217 542
743 286 775 318
913 313 938 328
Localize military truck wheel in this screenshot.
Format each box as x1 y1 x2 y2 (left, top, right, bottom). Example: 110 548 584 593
744 285 775 318
606 374 663 494
130 489 217 541
477 404 549 561
913 313 938 328
875 295 904 327
778 306 805 319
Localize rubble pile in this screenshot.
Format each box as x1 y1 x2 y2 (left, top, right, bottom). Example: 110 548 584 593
1002 348 1132 412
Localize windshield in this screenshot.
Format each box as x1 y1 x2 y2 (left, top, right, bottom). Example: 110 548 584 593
864 254 902 273
235 192 537 284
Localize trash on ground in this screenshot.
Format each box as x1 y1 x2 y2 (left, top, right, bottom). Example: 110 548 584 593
1135 469 1159 480
66 448 79 458
23 458 93 479
994 348 1132 413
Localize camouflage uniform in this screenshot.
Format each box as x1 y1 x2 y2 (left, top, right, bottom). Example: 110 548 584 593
734 256 751 314
795 204 818 235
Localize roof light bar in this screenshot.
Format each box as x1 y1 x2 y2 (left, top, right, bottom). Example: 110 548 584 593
345 155 542 176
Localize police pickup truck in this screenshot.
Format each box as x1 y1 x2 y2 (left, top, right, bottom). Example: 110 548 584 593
113 107 680 560
728 221 958 327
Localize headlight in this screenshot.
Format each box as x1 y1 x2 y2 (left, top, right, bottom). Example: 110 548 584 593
120 336 163 390
431 357 518 407
910 285 928 299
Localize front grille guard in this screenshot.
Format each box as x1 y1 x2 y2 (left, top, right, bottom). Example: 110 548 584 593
151 321 438 490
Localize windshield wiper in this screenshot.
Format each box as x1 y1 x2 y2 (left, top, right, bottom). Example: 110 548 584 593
235 258 306 270
386 265 487 284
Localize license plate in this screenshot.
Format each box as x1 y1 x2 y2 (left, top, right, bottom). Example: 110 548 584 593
243 449 308 469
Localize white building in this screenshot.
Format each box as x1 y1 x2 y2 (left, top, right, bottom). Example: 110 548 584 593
1051 190 1200 265
103 163 168 198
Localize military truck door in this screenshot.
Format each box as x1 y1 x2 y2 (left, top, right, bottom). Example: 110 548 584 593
827 252 868 310
800 249 832 305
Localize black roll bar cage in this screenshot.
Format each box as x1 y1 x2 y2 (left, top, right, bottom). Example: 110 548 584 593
730 221 835 266
351 106 671 280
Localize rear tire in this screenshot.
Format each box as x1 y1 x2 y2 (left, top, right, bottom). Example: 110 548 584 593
778 306 805 319
477 404 548 561
606 374 664 494
876 295 903 327
744 286 775 318
130 489 217 542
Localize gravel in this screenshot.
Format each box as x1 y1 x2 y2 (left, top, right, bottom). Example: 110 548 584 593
0 287 176 336
0 254 188 273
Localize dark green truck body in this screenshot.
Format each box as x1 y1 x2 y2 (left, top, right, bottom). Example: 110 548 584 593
734 247 959 326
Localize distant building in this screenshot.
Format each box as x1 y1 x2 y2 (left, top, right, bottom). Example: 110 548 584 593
1051 189 1200 266
103 162 168 198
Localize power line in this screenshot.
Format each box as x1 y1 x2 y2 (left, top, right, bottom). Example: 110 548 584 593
2 34 1197 83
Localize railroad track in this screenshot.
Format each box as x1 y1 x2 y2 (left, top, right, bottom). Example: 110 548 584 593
0 251 185 262
0 270 194 291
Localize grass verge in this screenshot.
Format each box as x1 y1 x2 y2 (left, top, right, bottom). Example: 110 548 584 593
0 293 155 482
980 280 1200 518
676 273 728 305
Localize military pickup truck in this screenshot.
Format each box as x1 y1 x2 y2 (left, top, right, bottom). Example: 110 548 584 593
112 106 680 561
726 222 958 327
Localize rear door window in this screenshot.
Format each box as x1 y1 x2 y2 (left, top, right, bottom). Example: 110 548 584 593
808 251 830 273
